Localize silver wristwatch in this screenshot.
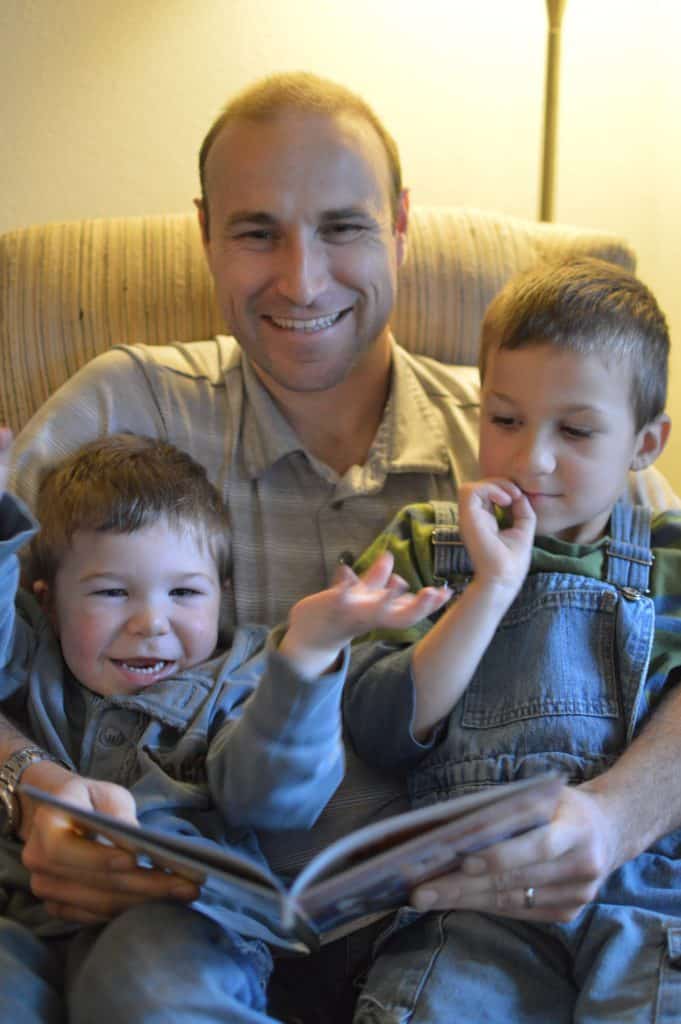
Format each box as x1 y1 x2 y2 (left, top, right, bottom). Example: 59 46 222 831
0 747 70 838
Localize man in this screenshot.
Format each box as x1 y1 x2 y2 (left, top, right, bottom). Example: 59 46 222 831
5 72 681 1020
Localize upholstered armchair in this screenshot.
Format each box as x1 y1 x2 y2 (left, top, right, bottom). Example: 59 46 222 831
0 206 635 434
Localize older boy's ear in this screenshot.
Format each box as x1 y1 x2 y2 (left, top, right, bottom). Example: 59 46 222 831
630 414 671 471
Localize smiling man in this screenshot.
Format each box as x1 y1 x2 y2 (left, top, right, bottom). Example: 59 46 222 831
6 73 681 1024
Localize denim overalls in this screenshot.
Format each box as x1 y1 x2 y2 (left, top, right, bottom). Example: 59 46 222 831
354 502 681 1024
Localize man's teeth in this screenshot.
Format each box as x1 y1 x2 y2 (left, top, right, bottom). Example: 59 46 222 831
118 661 169 674
269 312 342 332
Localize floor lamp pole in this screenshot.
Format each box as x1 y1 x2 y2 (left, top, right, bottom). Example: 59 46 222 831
539 0 569 221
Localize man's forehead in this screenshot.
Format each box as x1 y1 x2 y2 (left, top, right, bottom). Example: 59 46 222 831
203 108 394 214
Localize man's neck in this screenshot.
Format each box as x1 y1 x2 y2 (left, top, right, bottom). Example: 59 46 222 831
253 339 393 476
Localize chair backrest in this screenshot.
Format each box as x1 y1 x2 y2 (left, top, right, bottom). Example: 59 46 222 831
0 205 635 432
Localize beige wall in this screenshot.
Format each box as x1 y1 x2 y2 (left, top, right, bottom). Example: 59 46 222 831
4 0 680 489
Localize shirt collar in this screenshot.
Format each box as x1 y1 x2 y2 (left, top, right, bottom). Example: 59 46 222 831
235 336 454 482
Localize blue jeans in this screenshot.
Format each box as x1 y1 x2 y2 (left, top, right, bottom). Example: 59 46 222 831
0 902 276 1023
353 904 681 1023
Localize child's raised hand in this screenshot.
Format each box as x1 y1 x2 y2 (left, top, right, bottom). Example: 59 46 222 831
458 478 536 594
279 551 451 679
0 428 13 496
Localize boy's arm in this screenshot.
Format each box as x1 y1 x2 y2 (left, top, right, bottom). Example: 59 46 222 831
410 480 535 736
206 558 449 828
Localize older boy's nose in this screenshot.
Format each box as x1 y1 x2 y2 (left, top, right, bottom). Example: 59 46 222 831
516 434 556 476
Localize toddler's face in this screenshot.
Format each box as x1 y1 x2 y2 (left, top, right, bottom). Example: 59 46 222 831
46 520 221 696
479 343 649 543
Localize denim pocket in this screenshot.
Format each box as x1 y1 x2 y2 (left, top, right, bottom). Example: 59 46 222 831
461 575 620 729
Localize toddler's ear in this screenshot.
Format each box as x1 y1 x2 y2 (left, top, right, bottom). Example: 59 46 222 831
32 580 58 631
631 414 671 471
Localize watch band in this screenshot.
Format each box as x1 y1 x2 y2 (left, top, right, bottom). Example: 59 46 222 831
0 747 71 838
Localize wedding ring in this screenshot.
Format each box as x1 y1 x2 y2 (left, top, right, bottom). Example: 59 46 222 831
523 886 537 909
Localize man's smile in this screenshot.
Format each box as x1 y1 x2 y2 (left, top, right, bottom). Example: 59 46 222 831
263 309 350 332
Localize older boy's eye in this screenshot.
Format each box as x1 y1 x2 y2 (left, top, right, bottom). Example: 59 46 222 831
562 425 593 440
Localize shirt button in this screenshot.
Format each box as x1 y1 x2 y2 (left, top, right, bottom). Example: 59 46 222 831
98 728 126 747
338 550 355 567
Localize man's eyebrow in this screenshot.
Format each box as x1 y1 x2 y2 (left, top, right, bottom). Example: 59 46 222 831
224 211 277 229
320 206 375 222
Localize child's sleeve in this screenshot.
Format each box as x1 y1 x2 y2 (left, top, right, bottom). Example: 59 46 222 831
0 493 41 694
342 502 447 771
205 627 347 830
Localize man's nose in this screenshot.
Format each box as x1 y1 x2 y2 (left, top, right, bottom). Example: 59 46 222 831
275 233 328 306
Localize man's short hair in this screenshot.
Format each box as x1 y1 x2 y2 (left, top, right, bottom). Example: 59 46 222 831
198 71 402 234
479 257 670 431
29 434 231 586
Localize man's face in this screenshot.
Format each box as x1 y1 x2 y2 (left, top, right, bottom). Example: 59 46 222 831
479 343 659 544
45 521 221 697
199 110 408 395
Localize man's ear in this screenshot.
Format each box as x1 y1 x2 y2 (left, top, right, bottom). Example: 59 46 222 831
194 197 209 249
32 580 58 632
630 413 671 471
394 188 409 269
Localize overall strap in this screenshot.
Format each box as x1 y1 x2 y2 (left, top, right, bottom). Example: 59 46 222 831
605 501 654 593
430 501 474 584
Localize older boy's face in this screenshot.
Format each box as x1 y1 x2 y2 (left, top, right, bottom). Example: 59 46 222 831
199 109 408 396
47 521 221 697
479 343 649 543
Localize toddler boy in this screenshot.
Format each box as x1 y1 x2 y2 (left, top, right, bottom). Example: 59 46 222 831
0 431 446 1024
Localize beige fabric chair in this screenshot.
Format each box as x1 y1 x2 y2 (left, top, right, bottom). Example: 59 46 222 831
0 205 635 433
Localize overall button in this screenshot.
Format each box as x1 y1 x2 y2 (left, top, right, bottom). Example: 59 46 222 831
338 550 355 567
98 728 126 748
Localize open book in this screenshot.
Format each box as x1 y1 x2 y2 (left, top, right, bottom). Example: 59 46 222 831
21 773 563 954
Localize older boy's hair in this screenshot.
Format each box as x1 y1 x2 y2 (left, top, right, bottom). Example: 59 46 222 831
480 257 669 430
198 71 402 235
29 434 231 586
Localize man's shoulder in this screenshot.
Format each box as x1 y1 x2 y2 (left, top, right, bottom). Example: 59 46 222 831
115 335 242 385
393 343 480 405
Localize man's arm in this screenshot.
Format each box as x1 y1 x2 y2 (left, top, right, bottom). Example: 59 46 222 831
411 682 681 921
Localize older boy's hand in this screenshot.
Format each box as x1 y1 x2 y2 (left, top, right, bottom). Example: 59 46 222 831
410 783 619 922
20 762 199 923
0 427 13 495
458 478 536 595
279 551 450 679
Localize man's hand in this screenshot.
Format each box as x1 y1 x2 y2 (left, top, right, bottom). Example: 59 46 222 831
410 782 621 922
279 551 450 679
458 478 536 594
20 761 199 923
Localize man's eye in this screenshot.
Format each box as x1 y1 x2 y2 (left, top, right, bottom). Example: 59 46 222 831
322 223 364 243
231 229 276 247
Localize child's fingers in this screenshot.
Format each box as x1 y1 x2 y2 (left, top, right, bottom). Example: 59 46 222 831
0 427 13 452
357 550 395 590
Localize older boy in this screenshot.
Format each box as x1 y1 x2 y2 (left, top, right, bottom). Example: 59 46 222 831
0 431 445 1024
345 257 681 1022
